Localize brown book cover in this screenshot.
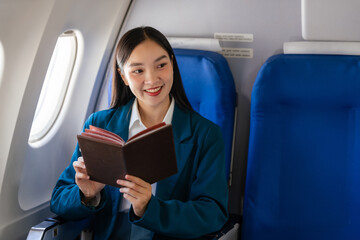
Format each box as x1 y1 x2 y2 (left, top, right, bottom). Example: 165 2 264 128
77 123 178 187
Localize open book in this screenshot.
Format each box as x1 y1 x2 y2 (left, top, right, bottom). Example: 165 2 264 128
77 122 178 187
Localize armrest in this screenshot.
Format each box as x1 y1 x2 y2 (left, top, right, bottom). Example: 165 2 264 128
205 214 241 240
26 215 91 240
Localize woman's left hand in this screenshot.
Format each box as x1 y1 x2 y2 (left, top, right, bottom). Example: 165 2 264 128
117 175 152 218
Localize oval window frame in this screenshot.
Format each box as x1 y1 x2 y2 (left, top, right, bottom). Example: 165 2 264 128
28 31 78 143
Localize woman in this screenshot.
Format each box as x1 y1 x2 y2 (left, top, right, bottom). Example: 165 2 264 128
50 26 228 240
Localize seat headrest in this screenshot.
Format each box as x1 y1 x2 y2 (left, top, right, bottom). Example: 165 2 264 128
167 37 222 52
284 41 360 55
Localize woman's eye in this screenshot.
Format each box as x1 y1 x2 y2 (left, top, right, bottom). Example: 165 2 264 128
133 69 143 74
158 63 167 69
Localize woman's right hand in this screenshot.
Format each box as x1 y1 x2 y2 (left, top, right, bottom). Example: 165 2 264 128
73 157 105 198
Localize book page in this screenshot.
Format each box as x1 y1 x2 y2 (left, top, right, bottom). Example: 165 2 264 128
81 132 123 145
88 125 125 145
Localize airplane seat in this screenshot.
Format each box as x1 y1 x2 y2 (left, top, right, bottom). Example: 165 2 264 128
241 0 360 239
173 48 237 182
27 48 238 239
173 48 238 239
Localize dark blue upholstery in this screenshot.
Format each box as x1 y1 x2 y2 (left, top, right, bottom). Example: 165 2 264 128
242 54 360 239
109 49 237 180
173 49 237 180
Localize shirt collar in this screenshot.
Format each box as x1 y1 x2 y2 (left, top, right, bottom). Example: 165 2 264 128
129 97 175 130
129 98 145 130
163 96 175 125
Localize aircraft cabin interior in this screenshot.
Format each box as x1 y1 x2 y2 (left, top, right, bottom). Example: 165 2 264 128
1 0 360 239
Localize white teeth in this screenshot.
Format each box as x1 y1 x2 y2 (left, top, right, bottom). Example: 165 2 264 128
145 86 161 93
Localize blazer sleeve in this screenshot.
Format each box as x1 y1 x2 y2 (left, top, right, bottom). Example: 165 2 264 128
129 124 229 239
50 113 110 220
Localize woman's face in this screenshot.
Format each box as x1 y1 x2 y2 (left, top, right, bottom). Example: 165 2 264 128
120 39 173 113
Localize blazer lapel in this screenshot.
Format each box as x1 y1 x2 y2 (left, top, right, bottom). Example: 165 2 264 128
156 104 194 200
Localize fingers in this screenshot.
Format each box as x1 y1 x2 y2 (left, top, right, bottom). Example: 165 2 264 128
117 175 152 200
117 175 151 195
73 157 87 173
119 185 141 199
121 175 151 188
75 172 90 180
72 157 105 199
117 175 152 217
124 175 147 185
73 157 90 180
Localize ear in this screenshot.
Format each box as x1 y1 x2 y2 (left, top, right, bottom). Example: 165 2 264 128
118 68 129 86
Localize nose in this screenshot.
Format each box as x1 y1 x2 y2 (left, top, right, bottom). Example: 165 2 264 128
145 69 159 85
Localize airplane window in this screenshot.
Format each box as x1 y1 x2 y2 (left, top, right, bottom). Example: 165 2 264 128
28 31 77 142
0 41 4 87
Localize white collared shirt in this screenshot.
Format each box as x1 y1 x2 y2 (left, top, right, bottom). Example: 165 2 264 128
120 97 175 212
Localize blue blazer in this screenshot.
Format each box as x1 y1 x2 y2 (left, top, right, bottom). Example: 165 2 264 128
50 99 228 239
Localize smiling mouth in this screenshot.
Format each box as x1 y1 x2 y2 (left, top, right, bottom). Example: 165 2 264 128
145 86 162 93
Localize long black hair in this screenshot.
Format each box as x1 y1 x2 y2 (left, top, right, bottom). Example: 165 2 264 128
110 26 193 111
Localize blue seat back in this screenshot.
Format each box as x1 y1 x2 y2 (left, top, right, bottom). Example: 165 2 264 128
242 54 360 239
108 49 237 180
173 49 236 180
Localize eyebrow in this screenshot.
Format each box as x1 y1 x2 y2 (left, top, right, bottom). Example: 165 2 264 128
128 55 168 67
155 55 168 62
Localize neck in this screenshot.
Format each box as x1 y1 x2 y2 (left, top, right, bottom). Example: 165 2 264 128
138 98 171 128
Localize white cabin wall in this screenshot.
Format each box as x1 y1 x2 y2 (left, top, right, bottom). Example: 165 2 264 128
121 0 302 214
0 0 55 199
0 1 56 238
